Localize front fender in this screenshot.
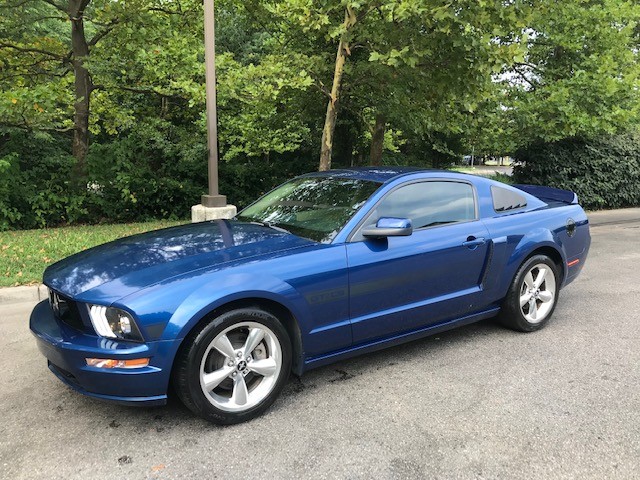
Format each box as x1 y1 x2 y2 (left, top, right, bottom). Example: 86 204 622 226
114 242 351 371
116 270 310 343
166 272 309 342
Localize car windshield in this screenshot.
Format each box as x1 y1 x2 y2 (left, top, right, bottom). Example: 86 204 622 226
237 176 381 243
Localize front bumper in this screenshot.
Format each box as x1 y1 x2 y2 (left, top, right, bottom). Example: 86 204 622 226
30 300 175 406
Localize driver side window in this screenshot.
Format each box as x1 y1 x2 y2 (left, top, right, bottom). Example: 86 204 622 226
355 181 476 240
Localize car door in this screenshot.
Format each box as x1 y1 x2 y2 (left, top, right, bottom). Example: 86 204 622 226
346 179 491 344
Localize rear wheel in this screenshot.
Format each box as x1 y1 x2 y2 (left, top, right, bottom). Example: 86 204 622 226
499 255 560 332
173 308 291 424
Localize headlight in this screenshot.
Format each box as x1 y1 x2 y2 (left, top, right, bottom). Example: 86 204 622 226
88 305 144 342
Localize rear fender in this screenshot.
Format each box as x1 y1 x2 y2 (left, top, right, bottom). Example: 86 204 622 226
499 229 567 299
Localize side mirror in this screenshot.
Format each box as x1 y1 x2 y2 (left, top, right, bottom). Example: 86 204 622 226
362 217 413 239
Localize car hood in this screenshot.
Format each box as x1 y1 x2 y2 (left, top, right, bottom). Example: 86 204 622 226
44 220 314 302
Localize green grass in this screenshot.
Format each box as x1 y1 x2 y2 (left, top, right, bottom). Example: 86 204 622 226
485 172 515 184
0 220 186 287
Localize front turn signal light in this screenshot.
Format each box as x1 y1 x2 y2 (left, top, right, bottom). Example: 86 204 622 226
86 358 150 369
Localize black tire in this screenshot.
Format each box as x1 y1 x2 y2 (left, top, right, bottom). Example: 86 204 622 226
498 254 560 332
172 308 292 425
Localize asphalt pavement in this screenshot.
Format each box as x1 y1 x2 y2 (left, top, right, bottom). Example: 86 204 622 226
0 214 638 479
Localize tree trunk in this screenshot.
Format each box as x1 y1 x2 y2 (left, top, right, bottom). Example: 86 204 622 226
69 0 92 185
319 7 356 172
369 113 386 166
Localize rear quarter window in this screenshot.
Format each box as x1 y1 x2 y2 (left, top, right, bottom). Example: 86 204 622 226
491 186 528 212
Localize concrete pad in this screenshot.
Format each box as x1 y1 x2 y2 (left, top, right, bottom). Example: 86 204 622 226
191 204 237 222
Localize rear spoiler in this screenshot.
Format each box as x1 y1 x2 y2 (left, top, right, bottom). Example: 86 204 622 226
513 184 578 205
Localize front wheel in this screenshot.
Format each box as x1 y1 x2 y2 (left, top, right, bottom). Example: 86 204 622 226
498 255 560 332
173 308 292 425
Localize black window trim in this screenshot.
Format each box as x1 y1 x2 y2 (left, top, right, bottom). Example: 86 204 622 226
346 178 480 243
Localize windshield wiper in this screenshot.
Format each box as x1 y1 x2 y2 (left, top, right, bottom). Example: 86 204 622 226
241 218 292 235
264 222 292 234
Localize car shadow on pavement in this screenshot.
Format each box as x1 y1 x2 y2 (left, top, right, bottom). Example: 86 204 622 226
274 318 506 407
52 317 506 429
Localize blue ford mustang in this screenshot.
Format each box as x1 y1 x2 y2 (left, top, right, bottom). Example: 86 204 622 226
30 168 590 424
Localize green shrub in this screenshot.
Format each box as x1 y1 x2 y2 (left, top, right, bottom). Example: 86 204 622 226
485 172 515 185
87 123 316 221
513 133 640 210
219 155 316 209
0 152 21 230
0 132 87 230
0 126 316 230
87 132 207 223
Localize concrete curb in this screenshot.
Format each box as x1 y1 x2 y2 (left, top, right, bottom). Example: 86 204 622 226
0 208 638 307
587 207 640 227
0 284 48 306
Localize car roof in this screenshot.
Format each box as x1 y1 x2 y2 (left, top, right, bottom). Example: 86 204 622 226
300 167 448 183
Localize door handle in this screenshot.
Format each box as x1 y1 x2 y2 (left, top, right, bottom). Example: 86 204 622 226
462 236 486 249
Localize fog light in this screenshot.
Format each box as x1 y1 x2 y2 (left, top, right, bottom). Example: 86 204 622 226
86 358 150 369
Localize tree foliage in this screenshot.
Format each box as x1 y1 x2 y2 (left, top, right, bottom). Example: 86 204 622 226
0 0 639 229
501 0 640 144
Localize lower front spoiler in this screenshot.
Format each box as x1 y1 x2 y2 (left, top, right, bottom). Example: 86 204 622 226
47 360 167 407
31 300 174 407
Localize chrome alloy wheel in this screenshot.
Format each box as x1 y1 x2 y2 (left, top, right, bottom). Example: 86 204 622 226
519 263 556 324
199 322 282 412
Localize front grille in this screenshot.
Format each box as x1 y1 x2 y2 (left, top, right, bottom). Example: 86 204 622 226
49 289 86 331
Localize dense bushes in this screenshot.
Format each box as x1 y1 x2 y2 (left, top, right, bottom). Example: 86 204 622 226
513 133 640 210
0 133 88 230
0 129 315 230
5 127 639 231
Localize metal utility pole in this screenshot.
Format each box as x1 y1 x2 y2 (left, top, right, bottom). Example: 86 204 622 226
201 0 226 208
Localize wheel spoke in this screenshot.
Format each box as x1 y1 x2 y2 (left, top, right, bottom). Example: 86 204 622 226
523 271 535 289
231 374 248 406
202 366 234 391
243 327 265 356
213 334 236 359
533 267 548 288
199 320 284 413
248 357 277 377
529 298 538 320
538 291 553 303
520 292 533 307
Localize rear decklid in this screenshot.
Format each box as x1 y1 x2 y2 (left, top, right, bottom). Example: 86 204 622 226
514 184 578 206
